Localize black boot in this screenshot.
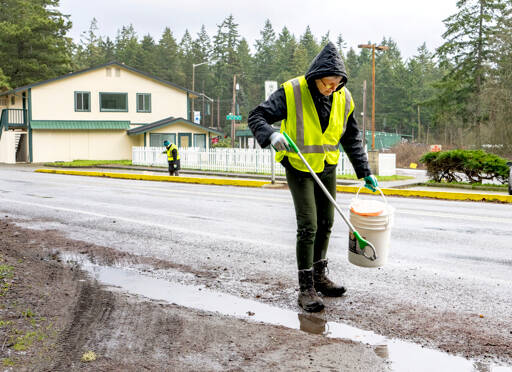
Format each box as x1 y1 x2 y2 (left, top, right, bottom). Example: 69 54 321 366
313 259 346 297
298 269 324 312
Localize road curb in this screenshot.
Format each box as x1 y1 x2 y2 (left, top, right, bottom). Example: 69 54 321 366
35 169 270 188
35 169 512 203
336 185 512 203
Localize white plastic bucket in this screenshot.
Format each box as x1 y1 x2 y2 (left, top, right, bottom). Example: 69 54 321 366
348 187 394 268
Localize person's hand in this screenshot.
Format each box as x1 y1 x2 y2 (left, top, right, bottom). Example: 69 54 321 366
364 175 379 192
269 132 290 152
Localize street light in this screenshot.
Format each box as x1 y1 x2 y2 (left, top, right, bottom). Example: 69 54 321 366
357 43 389 150
191 61 209 119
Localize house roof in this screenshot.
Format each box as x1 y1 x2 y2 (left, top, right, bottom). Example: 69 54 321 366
0 61 201 98
31 120 131 130
127 116 223 136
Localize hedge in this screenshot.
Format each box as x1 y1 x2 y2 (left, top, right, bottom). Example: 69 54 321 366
419 149 510 184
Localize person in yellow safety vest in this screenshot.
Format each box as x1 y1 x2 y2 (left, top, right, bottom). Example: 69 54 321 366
162 140 180 176
248 42 379 313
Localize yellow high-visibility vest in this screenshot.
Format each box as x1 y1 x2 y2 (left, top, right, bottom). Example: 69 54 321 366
166 144 180 161
276 75 354 173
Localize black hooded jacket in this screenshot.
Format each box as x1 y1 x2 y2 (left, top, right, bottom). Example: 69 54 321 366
248 42 371 178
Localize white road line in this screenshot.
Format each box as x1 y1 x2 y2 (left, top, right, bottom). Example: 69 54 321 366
0 197 288 248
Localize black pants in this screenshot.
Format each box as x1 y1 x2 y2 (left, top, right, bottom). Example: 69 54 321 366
286 168 336 270
168 159 181 175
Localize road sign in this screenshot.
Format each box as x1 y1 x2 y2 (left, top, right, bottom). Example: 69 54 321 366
226 114 242 120
265 81 278 100
193 111 201 124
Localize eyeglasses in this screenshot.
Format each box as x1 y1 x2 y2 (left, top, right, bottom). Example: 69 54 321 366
319 78 344 91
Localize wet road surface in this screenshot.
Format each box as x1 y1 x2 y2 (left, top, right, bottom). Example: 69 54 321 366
1 165 511 370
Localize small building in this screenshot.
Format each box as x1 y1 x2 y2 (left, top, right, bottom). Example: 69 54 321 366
0 61 222 163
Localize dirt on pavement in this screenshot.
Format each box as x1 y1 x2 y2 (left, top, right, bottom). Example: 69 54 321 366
0 218 387 372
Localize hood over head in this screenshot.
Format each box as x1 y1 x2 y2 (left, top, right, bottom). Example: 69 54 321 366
304 42 348 91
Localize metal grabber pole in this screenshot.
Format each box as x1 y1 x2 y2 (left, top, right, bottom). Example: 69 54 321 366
282 132 377 261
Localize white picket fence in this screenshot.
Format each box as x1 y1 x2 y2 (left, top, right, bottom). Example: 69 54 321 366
132 147 357 176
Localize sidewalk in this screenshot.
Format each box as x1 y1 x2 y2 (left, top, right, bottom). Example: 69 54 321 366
36 164 512 203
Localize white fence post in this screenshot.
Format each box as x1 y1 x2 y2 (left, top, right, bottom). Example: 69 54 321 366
131 147 367 176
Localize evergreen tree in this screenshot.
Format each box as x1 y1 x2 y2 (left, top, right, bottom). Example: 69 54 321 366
299 26 319 65
101 37 116 62
135 34 158 74
180 30 195 89
436 0 508 146
114 24 140 67
236 38 253 120
73 18 105 69
253 19 277 102
0 67 10 91
212 15 241 133
407 43 439 142
157 27 184 86
0 0 72 87
336 34 347 58
274 27 298 83
191 25 213 94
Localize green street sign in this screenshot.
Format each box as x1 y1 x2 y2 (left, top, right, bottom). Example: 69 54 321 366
226 114 242 120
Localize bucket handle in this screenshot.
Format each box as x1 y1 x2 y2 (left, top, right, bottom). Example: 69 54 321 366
355 185 387 204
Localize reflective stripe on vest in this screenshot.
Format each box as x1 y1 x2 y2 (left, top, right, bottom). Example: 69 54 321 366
276 76 354 173
290 78 352 154
166 144 180 161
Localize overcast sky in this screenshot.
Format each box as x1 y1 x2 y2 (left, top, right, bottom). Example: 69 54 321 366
59 0 459 60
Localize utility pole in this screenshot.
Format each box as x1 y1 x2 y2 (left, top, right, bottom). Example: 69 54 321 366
231 74 237 147
191 61 209 120
362 80 367 150
417 104 421 143
217 97 220 130
201 81 205 126
358 43 389 150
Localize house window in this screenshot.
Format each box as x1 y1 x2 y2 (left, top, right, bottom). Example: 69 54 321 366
99 92 128 112
0 97 7 106
194 133 206 149
136 93 151 113
75 91 90 112
150 133 176 147
106 68 112 77
11 96 15 105
115 68 121 77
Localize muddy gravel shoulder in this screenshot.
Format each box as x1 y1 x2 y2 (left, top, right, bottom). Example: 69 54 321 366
0 219 387 371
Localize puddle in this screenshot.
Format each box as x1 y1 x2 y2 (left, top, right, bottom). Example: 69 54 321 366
63 253 512 372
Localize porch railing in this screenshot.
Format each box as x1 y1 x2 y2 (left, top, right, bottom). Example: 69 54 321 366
0 109 27 131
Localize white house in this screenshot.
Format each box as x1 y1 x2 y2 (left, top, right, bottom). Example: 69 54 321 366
0 62 223 163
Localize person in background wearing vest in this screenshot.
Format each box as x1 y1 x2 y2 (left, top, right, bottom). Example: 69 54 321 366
248 42 378 313
162 140 180 176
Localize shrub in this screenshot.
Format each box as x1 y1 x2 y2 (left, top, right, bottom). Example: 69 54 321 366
420 149 510 184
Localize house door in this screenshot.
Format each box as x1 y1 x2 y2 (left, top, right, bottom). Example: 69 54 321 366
178 133 191 148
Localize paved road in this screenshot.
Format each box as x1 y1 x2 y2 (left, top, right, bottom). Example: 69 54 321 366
1 165 511 369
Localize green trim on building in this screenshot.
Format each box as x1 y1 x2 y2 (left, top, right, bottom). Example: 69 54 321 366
99 92 128 112
30 120 131 130
28 89 33 162
74 91 91 112
136 93 151 113
186 92 190 121
127 116 223 136
235 128 253 137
